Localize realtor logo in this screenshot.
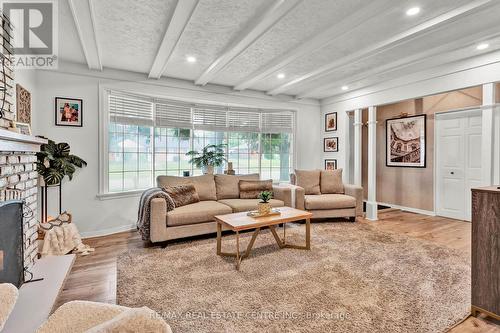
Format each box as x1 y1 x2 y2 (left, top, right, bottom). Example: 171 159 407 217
2 0 58 69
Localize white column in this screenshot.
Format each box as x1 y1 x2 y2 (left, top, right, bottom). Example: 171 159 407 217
353 109 362 186
366 106 378 221
482 83 495 186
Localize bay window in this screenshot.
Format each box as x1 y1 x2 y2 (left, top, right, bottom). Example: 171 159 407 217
103 90 295 194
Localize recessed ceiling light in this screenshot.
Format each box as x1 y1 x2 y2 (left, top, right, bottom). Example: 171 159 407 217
186 56 197 63
341 85 349 91
406 7 420 16
476 43 489 50
277 73 285 79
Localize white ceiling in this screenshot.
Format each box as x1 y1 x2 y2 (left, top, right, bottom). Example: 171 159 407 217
60 0 500 100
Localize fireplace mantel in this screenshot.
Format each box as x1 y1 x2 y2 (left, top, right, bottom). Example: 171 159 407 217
0 128 48 152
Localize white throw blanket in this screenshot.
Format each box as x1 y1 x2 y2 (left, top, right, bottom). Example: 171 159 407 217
40 221 94 257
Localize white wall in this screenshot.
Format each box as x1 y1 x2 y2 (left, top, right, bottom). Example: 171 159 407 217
32 62 321 237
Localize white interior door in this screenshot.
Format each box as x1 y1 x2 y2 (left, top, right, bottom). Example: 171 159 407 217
436 110 482 221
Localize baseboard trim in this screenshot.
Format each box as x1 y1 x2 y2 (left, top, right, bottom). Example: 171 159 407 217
377 201 436 216
80 224 137 239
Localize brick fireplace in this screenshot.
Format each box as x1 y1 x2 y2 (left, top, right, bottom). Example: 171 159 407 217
0 129 47 283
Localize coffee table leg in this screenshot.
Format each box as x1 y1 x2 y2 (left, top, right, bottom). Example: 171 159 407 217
236 231 240 271
216 222 222 255
283 222 286 245
306 218 311 250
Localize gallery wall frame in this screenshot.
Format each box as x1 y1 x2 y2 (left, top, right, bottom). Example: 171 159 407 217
324 137 339 152
325 112 337 132
324 159 337 170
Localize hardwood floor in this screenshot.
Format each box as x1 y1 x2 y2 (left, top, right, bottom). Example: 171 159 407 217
55 209 499 332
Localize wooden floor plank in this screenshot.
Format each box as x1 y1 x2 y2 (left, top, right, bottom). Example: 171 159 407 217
55 210 499 332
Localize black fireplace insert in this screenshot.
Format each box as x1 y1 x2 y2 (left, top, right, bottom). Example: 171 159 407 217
0 200 24 288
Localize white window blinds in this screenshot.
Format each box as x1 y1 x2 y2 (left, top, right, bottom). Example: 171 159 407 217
108 92 153 126
227 108 261 132
192 105 227 130
155 99 192 128
108 90 295 133
261 111 294 133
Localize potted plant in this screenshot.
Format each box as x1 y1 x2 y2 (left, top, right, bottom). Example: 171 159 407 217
36 140 87 221
186 143 227 174
257 190 273 215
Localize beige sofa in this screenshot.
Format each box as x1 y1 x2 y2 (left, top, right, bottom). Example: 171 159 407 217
290 170 363 221
150 174 291 243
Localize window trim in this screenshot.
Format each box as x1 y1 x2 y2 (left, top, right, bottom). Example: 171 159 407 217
98 85 298 199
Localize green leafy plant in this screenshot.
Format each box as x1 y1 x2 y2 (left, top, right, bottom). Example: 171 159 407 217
258 191 273 203
36 140 87 186
185 143 227 168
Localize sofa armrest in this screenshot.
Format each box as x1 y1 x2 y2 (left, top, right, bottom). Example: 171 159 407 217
150 198 168 243
272 185 292 207
344 184 363 217
280 184 305 210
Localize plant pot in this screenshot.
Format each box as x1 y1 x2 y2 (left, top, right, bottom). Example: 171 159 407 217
202 165 214 174
257 202 272 215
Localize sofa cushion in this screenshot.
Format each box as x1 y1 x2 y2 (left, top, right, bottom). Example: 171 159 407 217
239 179 273 199
320 169 344 194
157 174 217 201
218 199 284 213
162 185 200 208
295 169 321 195
166 201 232 227
304 194 356 210
214 174 259 200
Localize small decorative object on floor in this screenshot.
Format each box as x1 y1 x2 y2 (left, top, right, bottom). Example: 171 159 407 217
38 212 95 257
257 190 273 215
224 161 235 175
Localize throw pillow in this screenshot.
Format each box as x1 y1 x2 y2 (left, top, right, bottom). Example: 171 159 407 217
214 174 260 200
239 179 273 199
320 169 344 194
162 185 200 208
295 169 321 195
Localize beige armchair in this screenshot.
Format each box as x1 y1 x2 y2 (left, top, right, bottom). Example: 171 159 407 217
290 169 363 221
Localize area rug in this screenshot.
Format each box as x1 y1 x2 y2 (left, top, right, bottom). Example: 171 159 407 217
117 222 471 333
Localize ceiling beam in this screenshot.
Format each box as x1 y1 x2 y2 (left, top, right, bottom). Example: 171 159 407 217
149 0 200 79
68 0 102 71
267 0 493 96
233 0 394 91
195 0 302 86
297 28 500 99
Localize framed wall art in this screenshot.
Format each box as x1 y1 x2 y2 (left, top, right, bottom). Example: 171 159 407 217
386 114 426 168
55 97 83 127
324 159 337 170
325 112 337 132
16 84 31 125
13 121 31 135
324 137 338 152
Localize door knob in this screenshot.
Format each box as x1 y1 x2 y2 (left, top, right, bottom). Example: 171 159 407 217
450 172 455 175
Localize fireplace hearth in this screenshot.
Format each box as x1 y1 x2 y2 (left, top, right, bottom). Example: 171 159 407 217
0 200 24 287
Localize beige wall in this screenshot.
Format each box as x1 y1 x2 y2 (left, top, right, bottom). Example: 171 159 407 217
361 86 482 211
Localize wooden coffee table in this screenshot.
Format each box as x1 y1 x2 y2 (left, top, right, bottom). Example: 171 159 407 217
214 207 313 270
